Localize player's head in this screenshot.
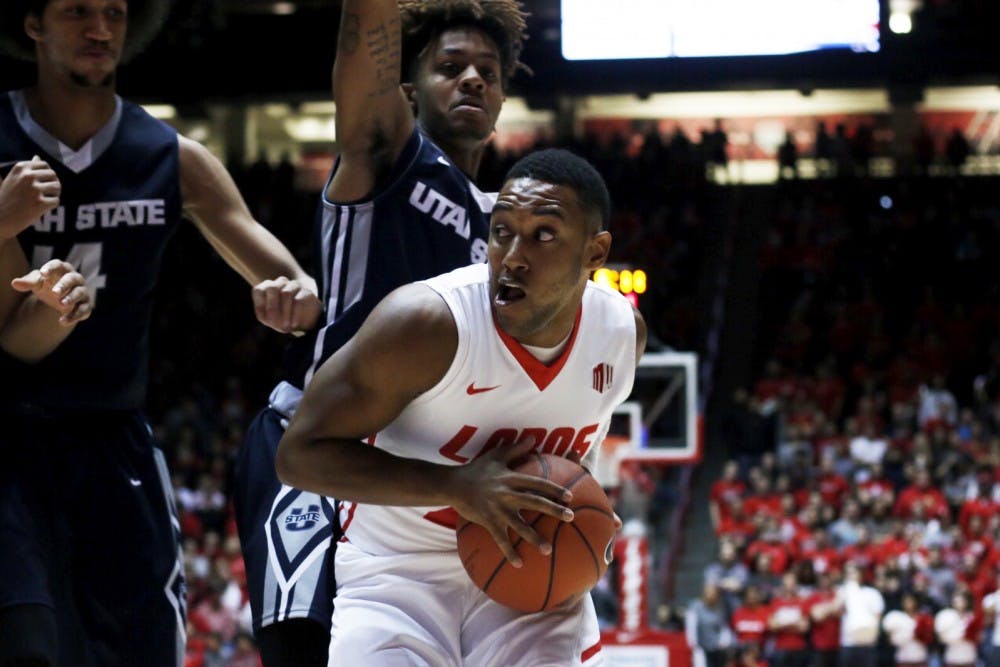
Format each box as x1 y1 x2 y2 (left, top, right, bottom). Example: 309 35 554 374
399 0 528 150
0 0 170 84
488 148 612 346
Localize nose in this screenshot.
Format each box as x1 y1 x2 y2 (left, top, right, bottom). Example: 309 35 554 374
458 64 486 93
85 14 112 42
501 236 528 272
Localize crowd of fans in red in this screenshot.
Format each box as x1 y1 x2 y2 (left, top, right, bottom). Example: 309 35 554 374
691 174 1000 667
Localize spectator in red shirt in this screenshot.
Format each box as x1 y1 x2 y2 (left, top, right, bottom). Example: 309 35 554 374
712 459 748 527
732 585 771 649
959 480 996 533
769 571 811 667
807 570 842 667
747 522 793 574
745 475 784 521
717 498 758 549
841 527 879 577
895 468 949 520
815 459 851 509
800 528 841 576
856 463 895 508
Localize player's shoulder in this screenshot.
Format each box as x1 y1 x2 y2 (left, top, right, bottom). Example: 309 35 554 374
420 263 489 294
120 98 178 137
371 281 456 337
584 278 635 316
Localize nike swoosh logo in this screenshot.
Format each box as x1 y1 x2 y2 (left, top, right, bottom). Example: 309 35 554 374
467 383 500 395
129 478 142 487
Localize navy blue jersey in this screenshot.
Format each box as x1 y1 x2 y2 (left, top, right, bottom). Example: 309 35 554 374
0 91 182 410
279 128 493 393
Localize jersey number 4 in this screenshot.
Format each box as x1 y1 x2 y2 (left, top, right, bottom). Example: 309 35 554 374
32 243 108 307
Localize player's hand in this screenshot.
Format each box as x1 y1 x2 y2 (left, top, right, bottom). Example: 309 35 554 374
0 156 60 239
251 276 322 335
11 259 93 326
450 440 574 568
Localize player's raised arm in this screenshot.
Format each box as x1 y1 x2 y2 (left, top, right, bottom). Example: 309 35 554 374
276 282 574 562
178 135 322 334
328 0 414 202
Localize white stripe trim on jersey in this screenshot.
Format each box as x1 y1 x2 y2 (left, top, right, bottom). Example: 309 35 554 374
9 90 123 174
468 180 498 214
305 204 373 385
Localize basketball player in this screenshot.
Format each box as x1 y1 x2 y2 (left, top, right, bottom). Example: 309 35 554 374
277 149 646 666
232 1 530 663
0 1 322 665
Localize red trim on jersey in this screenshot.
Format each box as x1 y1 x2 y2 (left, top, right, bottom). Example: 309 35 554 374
339 501 358 541
581 640 602 662
494 306 583 391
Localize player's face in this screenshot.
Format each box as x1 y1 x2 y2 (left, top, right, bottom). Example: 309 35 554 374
412 27 505 150
28 0 127 87
488 177 610 347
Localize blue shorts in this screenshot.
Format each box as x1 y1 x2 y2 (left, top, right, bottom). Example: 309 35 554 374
0 407 185 667
233 407 339 633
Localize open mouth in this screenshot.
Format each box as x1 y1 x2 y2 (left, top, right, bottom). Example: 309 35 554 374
496 284 527 305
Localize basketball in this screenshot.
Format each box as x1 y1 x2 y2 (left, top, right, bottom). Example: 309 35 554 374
456 453 618 613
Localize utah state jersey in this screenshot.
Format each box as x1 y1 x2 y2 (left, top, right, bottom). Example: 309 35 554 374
272 127 493 415
0 91 182 410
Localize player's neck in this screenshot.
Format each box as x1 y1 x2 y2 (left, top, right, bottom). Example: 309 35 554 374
26 77 118 151
438 139 484 180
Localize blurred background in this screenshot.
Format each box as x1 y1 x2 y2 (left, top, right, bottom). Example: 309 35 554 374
4 1 1000 665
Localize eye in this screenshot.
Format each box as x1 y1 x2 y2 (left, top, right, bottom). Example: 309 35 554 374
106 6 127 20
439 62 461 76
491 224 512 240
536 228 556 242
66 5 87 17
480 68 499 82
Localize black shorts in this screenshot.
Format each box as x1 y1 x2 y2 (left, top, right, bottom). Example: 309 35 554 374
233 407 338 634
0 407 185 666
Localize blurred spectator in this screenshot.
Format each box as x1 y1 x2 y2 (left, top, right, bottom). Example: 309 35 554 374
768 571 811 667
778 132 799 181
686 582 735 667
881 591 934 667
705 539 749 613
838 562 885 667
733 585 771 650
934 591 981 667
807 571 843 667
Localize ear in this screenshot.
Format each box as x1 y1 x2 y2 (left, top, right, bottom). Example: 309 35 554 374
24 14 43 42
585 231 612 272
401 83 417 115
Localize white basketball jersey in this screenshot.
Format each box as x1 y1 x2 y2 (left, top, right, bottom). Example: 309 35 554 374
340 263 638 555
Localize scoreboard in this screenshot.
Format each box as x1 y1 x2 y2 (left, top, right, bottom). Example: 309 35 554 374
593 266 647 307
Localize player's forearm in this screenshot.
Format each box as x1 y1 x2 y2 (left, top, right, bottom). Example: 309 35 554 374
276 433 458 506
333 0 408 156
194 214 316 292
0 296 73 363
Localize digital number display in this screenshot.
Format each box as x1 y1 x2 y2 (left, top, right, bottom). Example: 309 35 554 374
593 269 647 306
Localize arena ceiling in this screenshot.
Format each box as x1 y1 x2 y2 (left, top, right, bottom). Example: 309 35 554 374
0 0 996 106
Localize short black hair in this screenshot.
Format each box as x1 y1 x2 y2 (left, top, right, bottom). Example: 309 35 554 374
399 0 529 87
504 148 611 232
0 0 172 62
